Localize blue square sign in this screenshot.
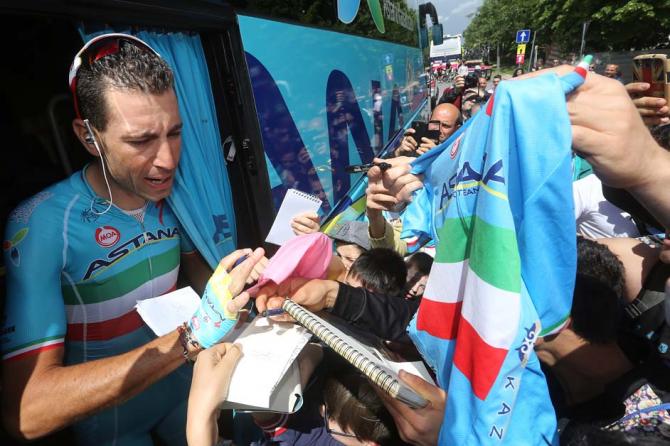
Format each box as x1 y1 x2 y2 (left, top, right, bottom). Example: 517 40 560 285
516 29 531 44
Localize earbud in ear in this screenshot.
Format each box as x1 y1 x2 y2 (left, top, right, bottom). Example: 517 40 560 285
85 133 94 144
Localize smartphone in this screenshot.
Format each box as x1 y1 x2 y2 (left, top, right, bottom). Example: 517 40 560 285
411 121 440 143
633 54 670 102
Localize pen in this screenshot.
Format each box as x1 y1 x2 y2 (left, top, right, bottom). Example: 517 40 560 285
260 308 285 317
345 162 392 174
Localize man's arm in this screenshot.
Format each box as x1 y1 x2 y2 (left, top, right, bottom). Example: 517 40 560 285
255 279 418 340
526 66 670 228
2 330 191 440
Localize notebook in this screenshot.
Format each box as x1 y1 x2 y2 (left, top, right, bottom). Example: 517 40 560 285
219 316 312 412
265 189 322 246
282 299 430 408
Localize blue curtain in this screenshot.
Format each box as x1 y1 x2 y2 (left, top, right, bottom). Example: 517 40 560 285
82 29 237 268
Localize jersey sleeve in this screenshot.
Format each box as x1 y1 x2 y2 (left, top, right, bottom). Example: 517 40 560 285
2 194 67 361
178 222 197 254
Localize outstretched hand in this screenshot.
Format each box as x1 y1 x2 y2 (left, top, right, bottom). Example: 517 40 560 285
376 370 446 446
625 82 670 126
187 343 242 446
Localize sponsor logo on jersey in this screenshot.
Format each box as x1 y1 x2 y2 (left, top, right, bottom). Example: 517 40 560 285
95 226 120 247
3 227 29 267
83 227 179 280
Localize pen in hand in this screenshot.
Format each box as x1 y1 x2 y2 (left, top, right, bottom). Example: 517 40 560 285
260 308 286 317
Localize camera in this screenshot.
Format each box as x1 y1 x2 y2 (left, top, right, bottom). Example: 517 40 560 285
464 73 478 89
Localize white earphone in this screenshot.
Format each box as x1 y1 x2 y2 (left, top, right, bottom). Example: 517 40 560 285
83 119 114 215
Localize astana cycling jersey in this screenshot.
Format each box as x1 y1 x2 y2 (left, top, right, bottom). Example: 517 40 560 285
2 166 195 445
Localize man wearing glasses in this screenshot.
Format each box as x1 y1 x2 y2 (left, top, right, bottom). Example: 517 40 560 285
394 103 461 157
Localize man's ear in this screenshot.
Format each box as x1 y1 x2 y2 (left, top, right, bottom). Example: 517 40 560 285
72 118 99 157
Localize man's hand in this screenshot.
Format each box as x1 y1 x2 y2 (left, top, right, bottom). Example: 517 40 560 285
452 75 465 93
366 157 423 212
416 137 437 155
189 248 265 348
517 65 670 227
247 255 269 285
187 343 242 446
376 370 446 446
255 278 339 322
395 128 419 157
559 68 665 189
625 82 670 126
291 211 321 236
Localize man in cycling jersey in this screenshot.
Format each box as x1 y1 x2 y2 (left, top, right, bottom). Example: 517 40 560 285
1 34 261 445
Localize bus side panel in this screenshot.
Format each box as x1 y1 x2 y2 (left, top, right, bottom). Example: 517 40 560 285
237 15 425 213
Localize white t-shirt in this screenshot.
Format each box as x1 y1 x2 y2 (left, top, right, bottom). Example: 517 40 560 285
573 175 639 239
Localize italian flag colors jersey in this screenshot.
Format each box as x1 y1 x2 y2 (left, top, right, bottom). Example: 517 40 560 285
2 166 193 364
408 69 585 445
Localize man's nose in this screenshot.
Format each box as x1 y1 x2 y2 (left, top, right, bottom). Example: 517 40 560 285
154 138 178 170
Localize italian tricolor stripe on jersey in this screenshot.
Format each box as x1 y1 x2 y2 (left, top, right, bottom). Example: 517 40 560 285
62 245 180 341
416 216 520 400
61 245 180 305
3 336 64 361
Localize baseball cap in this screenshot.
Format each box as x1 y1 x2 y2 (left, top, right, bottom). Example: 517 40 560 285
329 221 371 250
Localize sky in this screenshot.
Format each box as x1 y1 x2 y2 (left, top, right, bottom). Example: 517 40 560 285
427 0 483 36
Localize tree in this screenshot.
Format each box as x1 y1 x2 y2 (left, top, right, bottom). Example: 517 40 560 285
464 0 670 58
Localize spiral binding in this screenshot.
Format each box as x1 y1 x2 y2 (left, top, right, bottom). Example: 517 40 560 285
288 189 321 203
282 299 400 398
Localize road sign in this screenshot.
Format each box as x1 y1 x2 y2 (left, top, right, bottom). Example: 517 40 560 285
516 29 531 44
516 54 525 65
516 44 526 55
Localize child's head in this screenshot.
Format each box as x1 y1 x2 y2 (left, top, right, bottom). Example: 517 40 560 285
345 248 407 296
322 361 402 446
405 252 433 300
330 221 371 271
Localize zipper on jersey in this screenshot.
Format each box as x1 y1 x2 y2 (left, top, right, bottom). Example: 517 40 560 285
139 218 154 298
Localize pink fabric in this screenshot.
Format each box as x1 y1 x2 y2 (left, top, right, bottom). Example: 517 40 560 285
248 232 333 295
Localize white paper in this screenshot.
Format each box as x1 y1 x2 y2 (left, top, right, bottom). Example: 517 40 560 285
136 287 200 336
387 361 435 386
265 189 322 246
222 317 312 411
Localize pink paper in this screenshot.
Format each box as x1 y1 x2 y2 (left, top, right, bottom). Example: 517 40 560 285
248 232 333 295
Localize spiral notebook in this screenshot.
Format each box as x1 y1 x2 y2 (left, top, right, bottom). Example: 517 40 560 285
266 189 322 246
282 299 430 408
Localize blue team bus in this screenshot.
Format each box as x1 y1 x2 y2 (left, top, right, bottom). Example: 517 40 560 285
0 0 441 301
0 0 442 262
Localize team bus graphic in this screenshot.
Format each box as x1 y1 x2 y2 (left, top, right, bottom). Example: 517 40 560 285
1 0 442 280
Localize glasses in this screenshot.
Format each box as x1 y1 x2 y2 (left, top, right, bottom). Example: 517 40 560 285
324 404 359 439
68 33 160 117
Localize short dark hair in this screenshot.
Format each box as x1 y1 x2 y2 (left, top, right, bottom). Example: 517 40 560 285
406 252 433 276
493 74 502 80
75 40 174 130
323 361 402 445
571 237 625 343
347 248 407 295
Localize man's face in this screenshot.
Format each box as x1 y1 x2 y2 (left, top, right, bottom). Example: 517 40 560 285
430 107 459 143
493 77 500 89
604 65 618 78
96 89 182 202
478 77 488 90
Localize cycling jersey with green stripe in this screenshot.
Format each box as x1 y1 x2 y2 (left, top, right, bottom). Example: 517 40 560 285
2 166 194 363
1 167 195 444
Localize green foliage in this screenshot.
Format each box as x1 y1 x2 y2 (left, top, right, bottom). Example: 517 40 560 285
464 0 670 54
